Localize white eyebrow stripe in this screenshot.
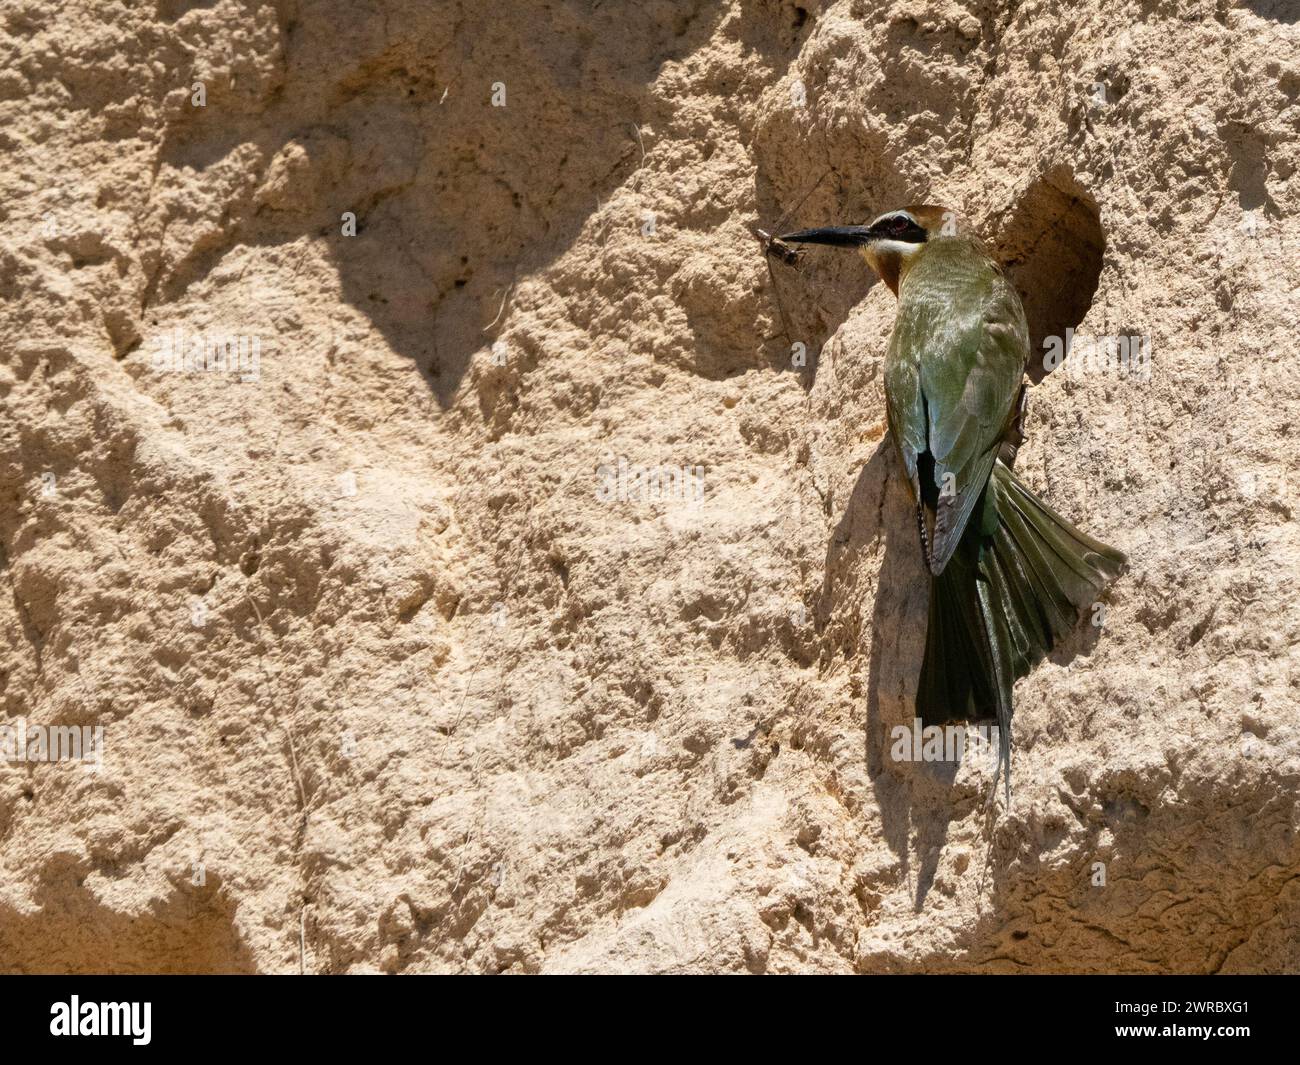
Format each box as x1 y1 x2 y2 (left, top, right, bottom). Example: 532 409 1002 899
869 210 918 228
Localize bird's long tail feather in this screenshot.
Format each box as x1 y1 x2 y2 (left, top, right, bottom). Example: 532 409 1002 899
916 459 1126 801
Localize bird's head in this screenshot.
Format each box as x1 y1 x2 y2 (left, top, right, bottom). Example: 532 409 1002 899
779 205 963 295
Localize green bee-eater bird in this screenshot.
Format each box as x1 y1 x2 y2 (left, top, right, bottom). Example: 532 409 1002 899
780 206 1125 799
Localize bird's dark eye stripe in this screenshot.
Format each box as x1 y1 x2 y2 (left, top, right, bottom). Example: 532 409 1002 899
866 214 927 243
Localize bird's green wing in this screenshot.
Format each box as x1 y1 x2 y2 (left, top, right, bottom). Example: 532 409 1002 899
884 239 1028 574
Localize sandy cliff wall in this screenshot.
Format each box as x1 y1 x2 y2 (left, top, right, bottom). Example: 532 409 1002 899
0 0 1297 972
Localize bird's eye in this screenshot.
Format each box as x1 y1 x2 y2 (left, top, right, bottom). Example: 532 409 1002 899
888 216 911 235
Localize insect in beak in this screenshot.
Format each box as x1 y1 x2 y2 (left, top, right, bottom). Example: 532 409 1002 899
750 170 833 344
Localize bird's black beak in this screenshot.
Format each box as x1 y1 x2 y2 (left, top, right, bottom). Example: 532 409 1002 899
778 224 875 247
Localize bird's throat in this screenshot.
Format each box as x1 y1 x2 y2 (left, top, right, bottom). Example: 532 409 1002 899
862 239 922 296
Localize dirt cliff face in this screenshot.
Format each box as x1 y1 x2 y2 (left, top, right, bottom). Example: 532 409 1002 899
1 0 1297 973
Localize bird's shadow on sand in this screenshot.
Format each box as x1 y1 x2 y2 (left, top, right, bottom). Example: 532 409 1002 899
818 439 982 912
821 440 1114 911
